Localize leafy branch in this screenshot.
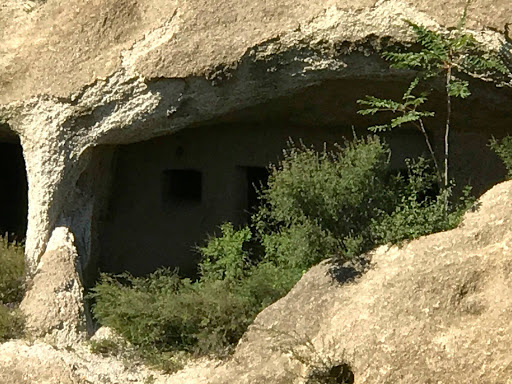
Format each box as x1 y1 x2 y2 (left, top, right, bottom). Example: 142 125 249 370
358 0 510 195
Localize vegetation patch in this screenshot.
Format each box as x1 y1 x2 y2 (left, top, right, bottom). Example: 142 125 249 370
90 136 473 362
489 136 512 179
0 237 25 341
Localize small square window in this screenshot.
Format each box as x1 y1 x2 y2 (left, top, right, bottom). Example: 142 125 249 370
163 169 202 203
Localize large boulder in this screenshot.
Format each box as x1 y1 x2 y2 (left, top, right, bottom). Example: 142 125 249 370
168 179 512 383
20 227 88 346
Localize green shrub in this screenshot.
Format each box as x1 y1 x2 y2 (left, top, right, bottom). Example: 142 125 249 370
489 136 512 179
199 224 253 283
0 237 25 305
0 306 24 342
255 136 397 266
370 158 474 244
90 269 255 356
90 223 300 357
91 136 474 360
0 237 25 341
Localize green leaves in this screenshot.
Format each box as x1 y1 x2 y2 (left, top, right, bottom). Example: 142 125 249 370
358 12 511 188
447 77 470 98
198 224 252 283
0 237 25 306
489 136 512 179
390 111 428 127
382 18 510 93
357 96 402 115
357 77 435 133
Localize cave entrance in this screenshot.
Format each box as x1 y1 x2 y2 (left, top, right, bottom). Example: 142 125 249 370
94 76 508 279
0 139 28 241
96 122 428 278
96 124 355 277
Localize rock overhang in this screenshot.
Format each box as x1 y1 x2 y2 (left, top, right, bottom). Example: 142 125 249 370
1 0 511 275
1 0 511 108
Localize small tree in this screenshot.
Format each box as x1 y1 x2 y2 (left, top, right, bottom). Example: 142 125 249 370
358 1 509 190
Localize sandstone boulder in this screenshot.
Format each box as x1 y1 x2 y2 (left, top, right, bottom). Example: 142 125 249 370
20 227 88 346
168 179 512 383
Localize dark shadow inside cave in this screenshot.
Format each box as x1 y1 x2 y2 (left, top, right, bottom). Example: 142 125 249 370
0 138 28 242
90 77 510 281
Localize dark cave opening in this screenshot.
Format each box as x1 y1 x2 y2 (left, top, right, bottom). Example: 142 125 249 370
0 141 28 241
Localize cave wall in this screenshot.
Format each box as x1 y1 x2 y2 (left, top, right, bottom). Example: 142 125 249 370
93 76 510 277
97 122 424 276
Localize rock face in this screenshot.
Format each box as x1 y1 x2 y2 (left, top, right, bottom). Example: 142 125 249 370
0 339 164 384
0 0 511 279
20 227 88 346
0 0 512 345
1 178 511 383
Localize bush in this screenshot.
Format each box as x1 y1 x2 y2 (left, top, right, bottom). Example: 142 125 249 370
0 237 25 305
256 136 396 266
90 136 473 360
0 237 25 341
370 158 474 244
90 270 256 356
199 224 252 283
0 306 24 342
489 136 512 179
90 225 298 357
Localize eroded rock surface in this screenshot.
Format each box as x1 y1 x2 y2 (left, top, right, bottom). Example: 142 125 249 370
20 227 88 346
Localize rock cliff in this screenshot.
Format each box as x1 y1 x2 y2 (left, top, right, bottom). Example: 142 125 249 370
0 0 511 372
1 0 511 278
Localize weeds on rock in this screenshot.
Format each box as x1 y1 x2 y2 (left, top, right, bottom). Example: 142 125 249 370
89 338 123 357
0 236 25 305
0 237 25 341
263 328 355 384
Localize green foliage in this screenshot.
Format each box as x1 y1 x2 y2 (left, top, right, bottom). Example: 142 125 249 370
358 12 510 188
0 237 25 305
256 136 395 263
0 237 25 341
489 136 512 179
0 306 24 342
358 78 434 133
90 267 264 357
91 138 474 360
198 224 252 283
382 20 508 81
371 159 474 244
